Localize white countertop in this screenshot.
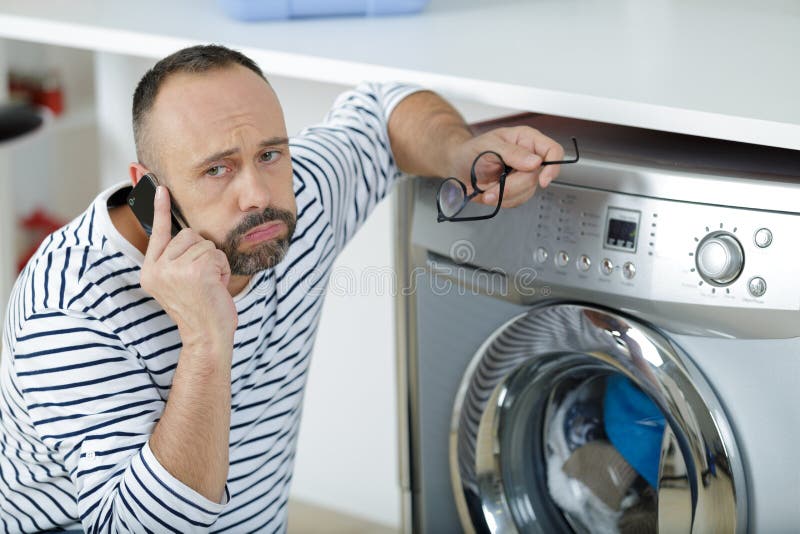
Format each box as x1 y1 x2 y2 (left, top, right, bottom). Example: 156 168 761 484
1 0 799 150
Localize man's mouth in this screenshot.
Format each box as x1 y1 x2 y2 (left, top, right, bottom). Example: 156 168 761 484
242 221 286 245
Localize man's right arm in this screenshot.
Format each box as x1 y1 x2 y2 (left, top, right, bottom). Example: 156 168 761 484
141 185 238 504
9 307 232 532
8 185 237 532
149 340 232 504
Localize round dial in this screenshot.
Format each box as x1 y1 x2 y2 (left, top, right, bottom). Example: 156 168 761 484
695 232 744 286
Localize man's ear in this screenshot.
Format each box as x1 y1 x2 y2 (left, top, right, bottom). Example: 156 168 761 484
129 162 150 186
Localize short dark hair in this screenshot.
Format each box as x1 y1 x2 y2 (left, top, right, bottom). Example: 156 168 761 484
132 44 269 169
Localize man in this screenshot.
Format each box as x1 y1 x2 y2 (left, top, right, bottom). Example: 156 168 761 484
0 44 564 532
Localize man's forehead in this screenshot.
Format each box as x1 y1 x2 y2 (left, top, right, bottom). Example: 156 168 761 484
153 66 279 121
146 66 285 164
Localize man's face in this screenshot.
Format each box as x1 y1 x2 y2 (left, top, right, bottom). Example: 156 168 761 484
143 64 296 275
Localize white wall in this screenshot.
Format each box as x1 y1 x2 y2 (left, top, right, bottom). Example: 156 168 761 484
95 53 152 189
78 52 517 528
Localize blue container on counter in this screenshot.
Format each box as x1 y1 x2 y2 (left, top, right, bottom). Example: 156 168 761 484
219 0 430 21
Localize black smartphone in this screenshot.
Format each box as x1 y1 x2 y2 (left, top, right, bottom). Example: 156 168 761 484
126 173 188 238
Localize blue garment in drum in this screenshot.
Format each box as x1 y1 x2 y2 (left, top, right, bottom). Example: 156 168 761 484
603 375 666 489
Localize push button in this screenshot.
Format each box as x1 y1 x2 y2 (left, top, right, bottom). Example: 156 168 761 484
577 255 591 272
534 247 549 264
555 251 569 268
748 276 767 297
601 258 614 276
754 228 772 248
622 262 636 280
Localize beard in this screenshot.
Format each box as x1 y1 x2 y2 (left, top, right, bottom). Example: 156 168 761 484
218 206 297 276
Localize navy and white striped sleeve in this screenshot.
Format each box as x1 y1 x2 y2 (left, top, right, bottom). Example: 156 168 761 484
10 309 229 532
292 82 425 253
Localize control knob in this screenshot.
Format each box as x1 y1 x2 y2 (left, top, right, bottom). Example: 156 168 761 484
695 232 744 286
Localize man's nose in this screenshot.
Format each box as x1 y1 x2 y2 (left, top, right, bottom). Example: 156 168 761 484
237 165 271 212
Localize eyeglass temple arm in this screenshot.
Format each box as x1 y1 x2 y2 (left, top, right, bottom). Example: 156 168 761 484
540 137 579 166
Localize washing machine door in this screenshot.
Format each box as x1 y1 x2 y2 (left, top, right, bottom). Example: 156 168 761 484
450 302 747 534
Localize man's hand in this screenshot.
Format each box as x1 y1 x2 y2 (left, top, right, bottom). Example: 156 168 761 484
447 126 566 209
387 90 566 210
140 185 237 355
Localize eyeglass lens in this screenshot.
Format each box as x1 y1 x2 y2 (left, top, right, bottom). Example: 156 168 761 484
442 151 505 220
439 178 466 218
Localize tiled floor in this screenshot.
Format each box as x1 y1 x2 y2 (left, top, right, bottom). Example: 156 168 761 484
287 499 398 534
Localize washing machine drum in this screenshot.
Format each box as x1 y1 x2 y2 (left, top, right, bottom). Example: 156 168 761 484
450 303 747 534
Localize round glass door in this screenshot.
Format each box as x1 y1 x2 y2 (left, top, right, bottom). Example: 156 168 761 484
450 303 746 534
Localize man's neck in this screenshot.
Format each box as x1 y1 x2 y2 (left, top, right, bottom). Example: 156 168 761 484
108 205 251 296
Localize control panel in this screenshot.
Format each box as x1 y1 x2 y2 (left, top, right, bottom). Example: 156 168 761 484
526 183 799 311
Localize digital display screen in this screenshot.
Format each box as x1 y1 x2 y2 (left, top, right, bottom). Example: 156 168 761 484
604 208 640 252
606 219 637 250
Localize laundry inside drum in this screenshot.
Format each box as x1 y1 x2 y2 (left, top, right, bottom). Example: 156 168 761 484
542 373 680 534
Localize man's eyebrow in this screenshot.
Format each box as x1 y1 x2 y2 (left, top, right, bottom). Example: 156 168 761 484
259 136 289 148
191 137 290 172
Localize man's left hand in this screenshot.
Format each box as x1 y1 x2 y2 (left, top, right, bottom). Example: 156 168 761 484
447 126 566 208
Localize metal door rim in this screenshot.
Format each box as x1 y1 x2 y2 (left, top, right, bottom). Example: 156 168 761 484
449 301 747 533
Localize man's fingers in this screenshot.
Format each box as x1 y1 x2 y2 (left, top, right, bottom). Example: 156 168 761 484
145 185 173 263
214 249 231 276
537 136 565 186
540 164 561 187
464 126 568 209
499 171 539 208
495 126 537 152
476 170 539 206
499 127 565 186
188 245 232 281
184 239 218 264
498 143 542 173
164 229 204 261
524 129 564 163
501 189 537 208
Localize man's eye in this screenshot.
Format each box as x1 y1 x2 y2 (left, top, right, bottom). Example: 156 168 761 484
207 165 227 177
260 150 280 163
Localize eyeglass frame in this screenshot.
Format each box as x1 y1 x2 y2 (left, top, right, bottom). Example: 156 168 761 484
436 136 580 223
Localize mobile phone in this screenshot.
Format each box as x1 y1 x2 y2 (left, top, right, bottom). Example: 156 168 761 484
126 173 188 238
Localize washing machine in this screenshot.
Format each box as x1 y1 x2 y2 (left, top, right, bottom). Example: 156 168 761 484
394 114 800 533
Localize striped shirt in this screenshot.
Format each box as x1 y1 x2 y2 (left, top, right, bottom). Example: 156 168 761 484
0 82 421 533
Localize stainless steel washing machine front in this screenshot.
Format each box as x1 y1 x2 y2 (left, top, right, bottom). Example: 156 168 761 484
395 115 800 534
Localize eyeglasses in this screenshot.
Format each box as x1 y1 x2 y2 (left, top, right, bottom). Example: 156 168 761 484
436 137 580 223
